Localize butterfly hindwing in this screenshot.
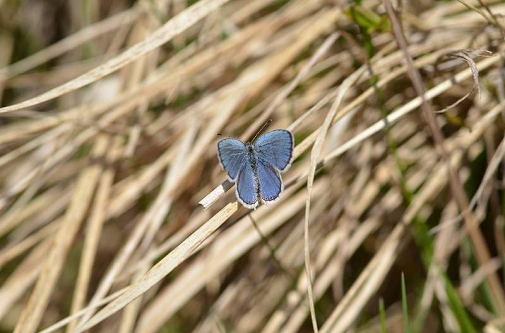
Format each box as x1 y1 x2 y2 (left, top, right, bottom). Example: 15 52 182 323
217 138 247 181
257 159 282 204
236 161 259 209
254 130 294 172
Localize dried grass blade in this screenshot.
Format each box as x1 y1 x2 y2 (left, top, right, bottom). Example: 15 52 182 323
38 288 128 333
319 223 407 333
66 135 118 333
0 239 50 320
240 32 339 141
384 0 505 313
304 64 366 333
0 8 139 81
75 202 239 333
0 0 232 114
135 183 324 333
13 156 101 333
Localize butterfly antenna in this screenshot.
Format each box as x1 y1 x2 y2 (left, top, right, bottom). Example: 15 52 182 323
251 119 272 143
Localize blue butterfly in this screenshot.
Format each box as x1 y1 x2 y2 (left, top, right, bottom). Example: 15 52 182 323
217 129 294 209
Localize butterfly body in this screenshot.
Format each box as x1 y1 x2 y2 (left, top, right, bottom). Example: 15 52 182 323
244 143 261 199
217 129 294 209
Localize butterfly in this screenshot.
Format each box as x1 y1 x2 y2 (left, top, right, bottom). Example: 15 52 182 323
217 129 294 209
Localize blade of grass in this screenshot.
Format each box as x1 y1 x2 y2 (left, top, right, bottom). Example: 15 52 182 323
13 152 102 333
445 274 478 333
0 0 233 114
66 135 118 333
401 273 412 333
74 202 239 333
0 8 139 81
383 0 505 314
303 63 366 333
379 299 387 333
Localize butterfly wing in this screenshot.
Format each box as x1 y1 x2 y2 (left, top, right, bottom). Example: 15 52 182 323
217 138 247 181
257 159 282 204
254 130 294 172
236 161 259 209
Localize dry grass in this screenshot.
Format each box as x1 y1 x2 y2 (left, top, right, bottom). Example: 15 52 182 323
1 0 505 332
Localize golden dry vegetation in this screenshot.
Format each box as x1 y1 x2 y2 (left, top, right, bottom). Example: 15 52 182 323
0 0 505 332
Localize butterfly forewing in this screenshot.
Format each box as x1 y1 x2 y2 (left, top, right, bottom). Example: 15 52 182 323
254 130 293 172
257 159 282 204
217 138 247 181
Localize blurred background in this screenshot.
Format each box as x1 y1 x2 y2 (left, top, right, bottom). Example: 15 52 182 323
0 0 505 332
